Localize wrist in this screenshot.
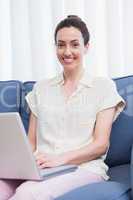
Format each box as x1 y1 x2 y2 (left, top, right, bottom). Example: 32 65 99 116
62 151 78 165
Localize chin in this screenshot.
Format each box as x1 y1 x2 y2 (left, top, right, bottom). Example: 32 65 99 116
63 64 77 71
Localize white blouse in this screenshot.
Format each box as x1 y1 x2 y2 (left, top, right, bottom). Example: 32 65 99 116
26 72 125 180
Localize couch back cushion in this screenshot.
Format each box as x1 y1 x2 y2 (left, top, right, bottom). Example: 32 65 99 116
105 76 133 167
20 81 35 133
21 76 133 167
0 80 21 113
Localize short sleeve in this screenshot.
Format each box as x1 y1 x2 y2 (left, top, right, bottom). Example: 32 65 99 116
98 79 126 121
25 84 38 117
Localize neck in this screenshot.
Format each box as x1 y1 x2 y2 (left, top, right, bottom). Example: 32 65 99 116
63 67 84 84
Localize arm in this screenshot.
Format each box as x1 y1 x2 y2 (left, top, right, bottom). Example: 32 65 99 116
64 107 116 165
28 112 37 152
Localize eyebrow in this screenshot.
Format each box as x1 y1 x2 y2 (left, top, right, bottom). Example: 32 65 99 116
57 39 79 43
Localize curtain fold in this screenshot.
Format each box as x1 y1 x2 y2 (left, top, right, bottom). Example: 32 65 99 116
0 0 132 81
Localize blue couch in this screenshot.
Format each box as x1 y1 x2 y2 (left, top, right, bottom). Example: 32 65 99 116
0 75 133 200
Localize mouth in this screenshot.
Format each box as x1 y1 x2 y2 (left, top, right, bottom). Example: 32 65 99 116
62 57 75 64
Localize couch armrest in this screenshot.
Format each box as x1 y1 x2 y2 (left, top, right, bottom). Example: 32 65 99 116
131 144 133 199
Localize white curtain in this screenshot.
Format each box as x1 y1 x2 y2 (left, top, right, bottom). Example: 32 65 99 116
0 0 133 81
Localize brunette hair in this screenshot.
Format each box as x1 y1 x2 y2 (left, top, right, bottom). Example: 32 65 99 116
54 15 90 45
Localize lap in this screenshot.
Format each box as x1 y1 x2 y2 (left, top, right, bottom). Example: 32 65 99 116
0 179 23 200
0 168 104 199
15 168 104 199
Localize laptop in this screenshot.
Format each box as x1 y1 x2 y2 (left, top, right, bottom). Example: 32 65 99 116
0 112 77 180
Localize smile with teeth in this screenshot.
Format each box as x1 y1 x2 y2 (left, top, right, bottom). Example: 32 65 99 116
63 57 75 64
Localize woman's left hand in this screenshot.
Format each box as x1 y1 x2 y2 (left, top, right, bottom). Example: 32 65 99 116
34 152 68 169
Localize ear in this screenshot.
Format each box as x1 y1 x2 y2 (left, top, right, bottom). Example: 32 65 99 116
84 43 89 54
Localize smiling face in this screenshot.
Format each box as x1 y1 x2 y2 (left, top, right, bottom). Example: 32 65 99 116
56 27 89 72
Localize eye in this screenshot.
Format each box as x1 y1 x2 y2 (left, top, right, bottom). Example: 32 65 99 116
72 43 80 48
57 43 65 48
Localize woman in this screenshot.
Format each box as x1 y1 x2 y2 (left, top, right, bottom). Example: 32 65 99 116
0 15 125 200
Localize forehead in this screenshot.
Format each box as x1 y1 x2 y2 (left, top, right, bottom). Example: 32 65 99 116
56 27 83 42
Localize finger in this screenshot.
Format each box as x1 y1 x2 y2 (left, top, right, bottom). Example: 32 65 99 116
36 158 46 166
39 162 51 169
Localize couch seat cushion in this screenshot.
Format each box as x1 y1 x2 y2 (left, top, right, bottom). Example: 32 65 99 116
109 164 130 186
56 181 130 200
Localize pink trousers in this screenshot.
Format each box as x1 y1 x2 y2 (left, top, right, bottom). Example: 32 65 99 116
0 168 104 200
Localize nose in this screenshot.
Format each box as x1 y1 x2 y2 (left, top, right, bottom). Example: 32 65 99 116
64 46 72 56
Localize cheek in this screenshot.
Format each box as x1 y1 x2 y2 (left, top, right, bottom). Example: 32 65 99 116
75 51 83 59
56 50 62 59
75 47 84 55
56 48 63 55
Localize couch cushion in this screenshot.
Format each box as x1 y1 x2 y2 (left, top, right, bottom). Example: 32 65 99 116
0 80 21 113
105 76 133 167
56 181 130 200
108 164 130 186
20 81 35 132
